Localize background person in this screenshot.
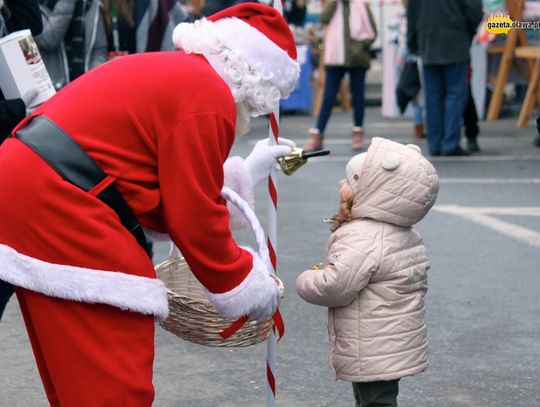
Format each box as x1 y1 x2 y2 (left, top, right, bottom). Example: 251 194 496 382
407 0 483 156
35 0 107 89
303 0 376 152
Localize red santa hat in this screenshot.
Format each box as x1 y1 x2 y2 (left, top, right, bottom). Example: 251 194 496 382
172 3 300 104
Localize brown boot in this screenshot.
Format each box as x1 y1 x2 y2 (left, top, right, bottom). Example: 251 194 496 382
414 123 426 139
351 127 364 150
303 128 323 152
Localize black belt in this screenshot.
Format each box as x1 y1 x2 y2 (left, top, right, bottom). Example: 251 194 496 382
15 116 151 257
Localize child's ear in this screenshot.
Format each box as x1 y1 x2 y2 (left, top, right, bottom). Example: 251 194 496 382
406 144 422 154
381 152 400 170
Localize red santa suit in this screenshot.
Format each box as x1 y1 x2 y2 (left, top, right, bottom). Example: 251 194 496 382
0 4 299 406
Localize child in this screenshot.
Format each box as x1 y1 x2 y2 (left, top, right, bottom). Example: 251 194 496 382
296 137 439 407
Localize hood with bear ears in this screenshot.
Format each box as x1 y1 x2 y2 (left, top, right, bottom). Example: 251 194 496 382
346 137 439 227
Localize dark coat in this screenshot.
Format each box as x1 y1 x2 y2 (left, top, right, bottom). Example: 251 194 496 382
3 0 43 33
406 0 483 65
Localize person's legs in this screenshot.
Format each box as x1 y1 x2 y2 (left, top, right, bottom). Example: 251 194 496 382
423 65 445 155
16 287 155 407
348 66 367 149
305 66 346 151
315 66 347 134
535 117 540 148
441 62 468 154
352 379 400 407
413 105 425 139
348 66 367 128
463 84 480 152
0 280 15 320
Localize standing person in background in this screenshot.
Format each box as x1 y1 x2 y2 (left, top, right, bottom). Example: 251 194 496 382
407 0 483 156
389 0 425 139
134 0 187 52
463 65 480 152
303 0 376 153
0 0 43 322
35 0 107 90
101 0 136 58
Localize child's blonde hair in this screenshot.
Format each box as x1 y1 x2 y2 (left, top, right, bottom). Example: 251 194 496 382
328 194 354 232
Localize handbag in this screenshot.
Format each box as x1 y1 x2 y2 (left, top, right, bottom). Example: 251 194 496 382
396 59 421 114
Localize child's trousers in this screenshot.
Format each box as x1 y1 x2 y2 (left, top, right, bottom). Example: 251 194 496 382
352 379 400 407
16 288 155 407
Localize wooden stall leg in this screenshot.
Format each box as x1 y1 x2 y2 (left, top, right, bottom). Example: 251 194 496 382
517 58 540 127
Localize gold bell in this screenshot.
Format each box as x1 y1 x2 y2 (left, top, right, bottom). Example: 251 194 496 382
278 148 330 176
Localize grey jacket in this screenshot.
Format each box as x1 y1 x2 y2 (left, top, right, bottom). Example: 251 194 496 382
407 0 483 65
35 0 107 89
296 138 439 382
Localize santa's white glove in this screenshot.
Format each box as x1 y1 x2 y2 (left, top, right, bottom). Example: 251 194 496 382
247 272 281 320
205 247 282 320
244 137 295 186
21 88 39 108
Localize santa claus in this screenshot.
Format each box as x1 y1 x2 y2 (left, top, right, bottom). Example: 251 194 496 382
0 3 299 405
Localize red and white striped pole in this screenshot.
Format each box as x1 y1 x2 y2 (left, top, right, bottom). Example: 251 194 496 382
266 1 283 405
266 111 279 407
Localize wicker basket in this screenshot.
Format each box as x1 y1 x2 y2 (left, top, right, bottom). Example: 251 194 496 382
155 186 283 347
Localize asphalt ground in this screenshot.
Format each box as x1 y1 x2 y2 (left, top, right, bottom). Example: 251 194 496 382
1 106 540 407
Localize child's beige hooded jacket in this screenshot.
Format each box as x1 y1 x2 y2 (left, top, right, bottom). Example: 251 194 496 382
296 137 439 382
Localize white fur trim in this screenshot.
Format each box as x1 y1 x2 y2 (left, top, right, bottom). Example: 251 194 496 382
211 18 299 96
204 246 280 319
0 244 169 321
172 18 299 117
223 156 255 230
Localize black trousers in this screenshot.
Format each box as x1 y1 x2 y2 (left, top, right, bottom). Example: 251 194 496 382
0 280 14 320
463 85 479 140
352 379 400 407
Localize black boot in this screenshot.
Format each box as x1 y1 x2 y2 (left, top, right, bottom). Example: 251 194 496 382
467 137 480 153
535 117 540 148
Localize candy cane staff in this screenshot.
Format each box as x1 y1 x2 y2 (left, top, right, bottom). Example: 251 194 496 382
265 0 285 403
0 3 300 405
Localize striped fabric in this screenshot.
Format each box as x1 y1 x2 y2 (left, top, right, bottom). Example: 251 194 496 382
0 12 7 37
65 0 91 80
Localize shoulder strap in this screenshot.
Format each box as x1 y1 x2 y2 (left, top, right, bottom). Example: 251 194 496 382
15 116 151 257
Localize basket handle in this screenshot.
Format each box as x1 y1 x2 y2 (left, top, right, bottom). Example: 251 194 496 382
220 186 272 274
220 186 284 340
168 187 272 273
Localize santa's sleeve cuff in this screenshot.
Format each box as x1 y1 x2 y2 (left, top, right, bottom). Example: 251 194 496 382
204 246 278 318
223 156 255 230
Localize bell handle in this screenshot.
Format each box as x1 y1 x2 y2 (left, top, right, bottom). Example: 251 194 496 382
302 149 331 159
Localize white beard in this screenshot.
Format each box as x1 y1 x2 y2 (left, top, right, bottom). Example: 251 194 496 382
235 103 251 138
